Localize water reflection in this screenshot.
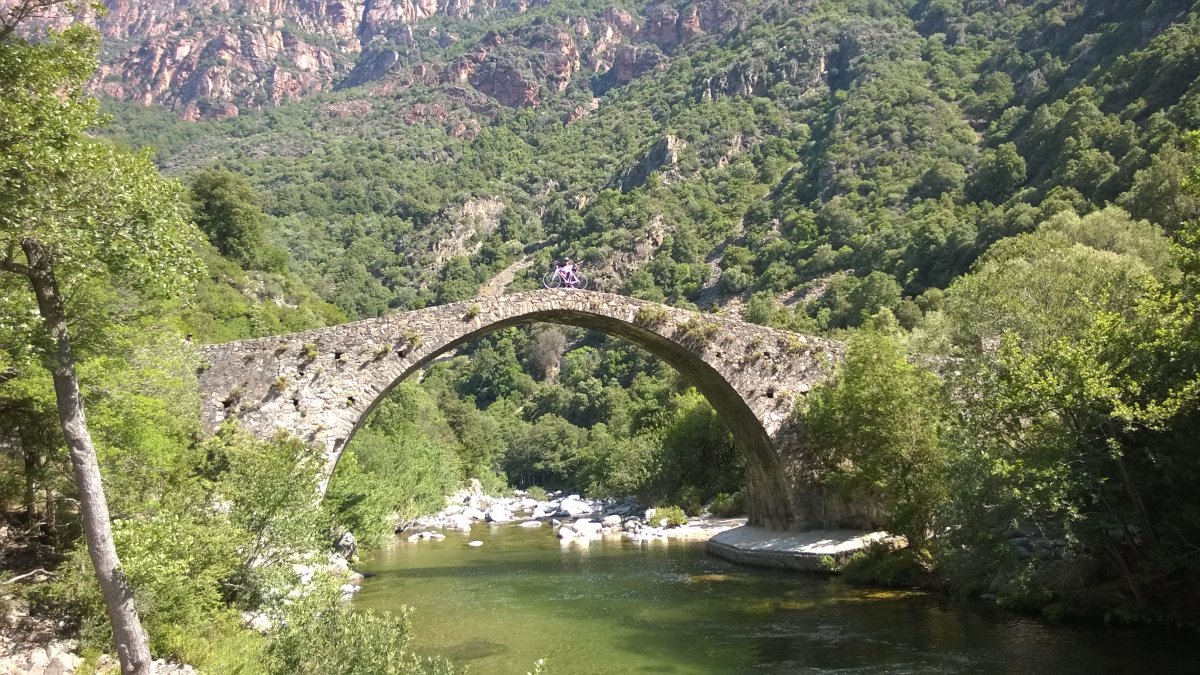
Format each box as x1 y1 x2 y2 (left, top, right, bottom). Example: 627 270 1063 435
356 524 1193 674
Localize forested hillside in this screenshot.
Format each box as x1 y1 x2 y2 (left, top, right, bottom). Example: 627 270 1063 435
4 0 1200 667
96 0 1200 552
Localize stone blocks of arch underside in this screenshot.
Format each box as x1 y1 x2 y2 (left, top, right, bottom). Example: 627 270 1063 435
198 290 852 530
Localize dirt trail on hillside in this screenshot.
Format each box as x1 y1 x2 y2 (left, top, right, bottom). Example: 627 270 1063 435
478 258 534 297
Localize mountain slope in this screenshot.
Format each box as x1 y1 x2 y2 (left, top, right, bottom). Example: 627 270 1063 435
93 0 1200 329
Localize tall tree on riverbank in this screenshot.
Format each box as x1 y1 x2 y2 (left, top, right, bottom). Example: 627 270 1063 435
0 6 201 672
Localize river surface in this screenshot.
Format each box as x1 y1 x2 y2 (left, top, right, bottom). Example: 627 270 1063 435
356 524 1193 674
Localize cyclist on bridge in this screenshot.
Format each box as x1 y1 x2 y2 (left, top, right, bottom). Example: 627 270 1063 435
543 256 589 290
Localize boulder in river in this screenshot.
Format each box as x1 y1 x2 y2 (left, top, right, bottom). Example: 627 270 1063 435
486 507 514 523
447 514 473 532
559 498 594 517
468 540 484 547
557 525 577 540
519 520 544 528
602 515 622 527
573 519 602 537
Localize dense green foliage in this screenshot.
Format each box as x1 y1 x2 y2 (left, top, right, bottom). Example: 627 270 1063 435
264 579 454 675
804 330 950 548
4 0 1200 663
805 204 1200 624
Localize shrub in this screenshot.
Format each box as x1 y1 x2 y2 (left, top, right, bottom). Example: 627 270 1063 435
301 342 318 360
525 485 549 501
654 504 688 527
673 486 703 516
708 491 746 517
265 577 454 675
38 512 245 661
842 543 933 586
634 304 669 328
677 317 719 347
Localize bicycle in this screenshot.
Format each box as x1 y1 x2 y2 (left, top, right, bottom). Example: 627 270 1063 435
542 265 589 290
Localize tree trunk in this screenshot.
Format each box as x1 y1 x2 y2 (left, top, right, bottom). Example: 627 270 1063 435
21 432 37 525
20 238 153 675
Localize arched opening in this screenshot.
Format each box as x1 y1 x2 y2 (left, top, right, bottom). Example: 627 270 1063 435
326 306 795 531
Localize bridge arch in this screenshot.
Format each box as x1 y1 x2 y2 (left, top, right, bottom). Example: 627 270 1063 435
198 291 844 529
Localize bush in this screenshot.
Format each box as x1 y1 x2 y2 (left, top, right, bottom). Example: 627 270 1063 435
676 317 719 347
842 543 934 586
265 577 454 675
525 485 549 501
672 486 703 516
633 304 669 328
654 504 689 527
38 512 245 661
708 491 746 517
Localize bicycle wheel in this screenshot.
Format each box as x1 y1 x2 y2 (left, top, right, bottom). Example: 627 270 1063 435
573 274 589 290
543 272 564 289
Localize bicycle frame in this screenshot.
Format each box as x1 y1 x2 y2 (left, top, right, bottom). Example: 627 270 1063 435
556 266 580 286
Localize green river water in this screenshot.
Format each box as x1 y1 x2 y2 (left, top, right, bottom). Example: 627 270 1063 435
356 524 1193 674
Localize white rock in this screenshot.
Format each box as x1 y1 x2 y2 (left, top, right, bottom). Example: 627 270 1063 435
645 508 657 521
464 507 486 521
560 498 593 516
340 584 360 595
447 514 473 532
468 540 484 547
573 519 602 536
485 507 513 523
557 525 577 539
407 532 422 542
518 520 544 528
243 611 273 633
602 515 622 527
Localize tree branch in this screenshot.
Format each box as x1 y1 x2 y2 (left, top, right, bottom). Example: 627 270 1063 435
0 0 72 41
1 241 32 275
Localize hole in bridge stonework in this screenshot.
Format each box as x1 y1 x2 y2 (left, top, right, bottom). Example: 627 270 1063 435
766 387 776 399
347 396 356 406
298 370 306 378
292 398 301 410
334 351 344 361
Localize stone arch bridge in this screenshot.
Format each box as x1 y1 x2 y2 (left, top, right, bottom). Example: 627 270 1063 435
198 290 871 530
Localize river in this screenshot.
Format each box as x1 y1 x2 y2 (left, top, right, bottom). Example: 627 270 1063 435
355 523 1191 674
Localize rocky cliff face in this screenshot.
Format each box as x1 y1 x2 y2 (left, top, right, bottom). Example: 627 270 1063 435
10 0 744 118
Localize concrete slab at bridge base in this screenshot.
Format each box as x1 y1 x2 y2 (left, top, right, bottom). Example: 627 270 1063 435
706 526 897 572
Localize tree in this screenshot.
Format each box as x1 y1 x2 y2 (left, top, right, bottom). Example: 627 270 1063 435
803 331 949 548
189 169 278 270
0 17 200 673
966 142 1026 204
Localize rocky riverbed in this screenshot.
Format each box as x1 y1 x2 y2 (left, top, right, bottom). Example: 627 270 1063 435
399 482 746 547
